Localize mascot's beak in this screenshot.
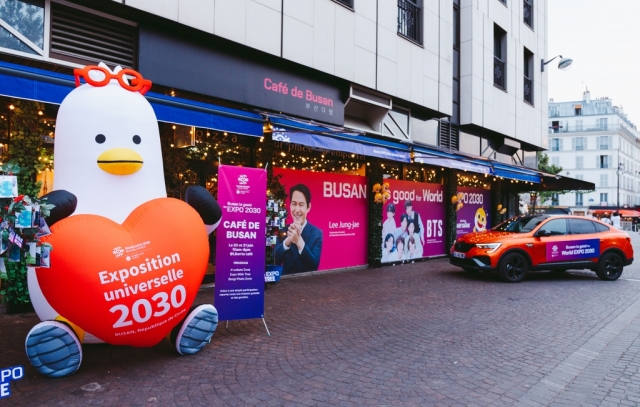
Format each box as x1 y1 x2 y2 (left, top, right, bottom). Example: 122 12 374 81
97 148 143 175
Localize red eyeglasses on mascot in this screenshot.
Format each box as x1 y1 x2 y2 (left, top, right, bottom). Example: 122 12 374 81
25 63 222 378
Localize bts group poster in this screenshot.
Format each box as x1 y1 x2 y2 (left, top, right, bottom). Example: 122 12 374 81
381 180 445 263
455 187 491 237
273 168 368 274
214 165 266 321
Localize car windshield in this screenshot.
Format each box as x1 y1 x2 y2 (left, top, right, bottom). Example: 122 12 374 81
492 215 548 233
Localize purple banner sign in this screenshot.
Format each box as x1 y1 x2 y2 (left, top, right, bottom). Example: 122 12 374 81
456 187 491 237
546 239 600 262
214 165 266 321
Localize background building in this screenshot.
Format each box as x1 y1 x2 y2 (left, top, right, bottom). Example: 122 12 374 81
0 0 592 275
547 90 640 214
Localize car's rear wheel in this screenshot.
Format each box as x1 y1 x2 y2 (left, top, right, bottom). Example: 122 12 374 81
498 252 528 283
596 252 624 281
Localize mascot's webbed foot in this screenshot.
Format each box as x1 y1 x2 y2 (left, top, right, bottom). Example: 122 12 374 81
185 186 222 233
25 320 82 378
171 304 218 355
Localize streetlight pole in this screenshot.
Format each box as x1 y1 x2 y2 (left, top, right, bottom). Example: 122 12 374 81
617 162 623 209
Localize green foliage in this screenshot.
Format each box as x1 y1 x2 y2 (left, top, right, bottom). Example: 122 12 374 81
367 163 384 266
5 100 46 197
536 152 565 206
0 261 30 304
445 169 458 250
160 126 197 199
265 174 287 266
538 152 562 174
0 99 52 307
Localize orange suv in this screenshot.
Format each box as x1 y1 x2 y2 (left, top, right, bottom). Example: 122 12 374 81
450 215 634 282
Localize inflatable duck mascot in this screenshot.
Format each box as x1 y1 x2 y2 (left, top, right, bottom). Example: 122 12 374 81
25 63 222 378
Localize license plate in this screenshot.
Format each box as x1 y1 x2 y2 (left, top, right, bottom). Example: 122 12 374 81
453 251 465 259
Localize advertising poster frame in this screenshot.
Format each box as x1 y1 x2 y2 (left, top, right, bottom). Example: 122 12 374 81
214 165 267 322
381 179 446 263
272 168 368 274
455 187 492 237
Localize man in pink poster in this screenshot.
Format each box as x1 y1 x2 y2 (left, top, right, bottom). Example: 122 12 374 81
275 184 323 275
405 200 425 245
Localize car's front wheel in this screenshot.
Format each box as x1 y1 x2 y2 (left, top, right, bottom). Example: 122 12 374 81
498 252 528 283
596 252 624 281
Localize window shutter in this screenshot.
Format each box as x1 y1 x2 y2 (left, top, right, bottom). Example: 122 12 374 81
50 2 137 68
572 138 576 150
559 138 563 151
439 121 459 150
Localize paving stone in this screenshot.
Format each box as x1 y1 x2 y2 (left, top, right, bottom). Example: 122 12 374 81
5 233 640 406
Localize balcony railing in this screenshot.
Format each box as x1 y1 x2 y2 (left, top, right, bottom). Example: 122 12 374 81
524 76 533 104
494 57 505 90
398 0 421 44
549 124 612 134
523 0 533 28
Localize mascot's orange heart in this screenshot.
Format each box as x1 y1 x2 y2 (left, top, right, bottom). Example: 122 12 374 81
36 198 209 347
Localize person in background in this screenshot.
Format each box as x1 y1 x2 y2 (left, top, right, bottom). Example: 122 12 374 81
611 211 621 229
585 210 594 219
393 236 406 261
275 184 323 275
382 203 397 244
405 200 425 245
395 213 410 241
603 216 612 225
406 219 423 258
407 236 420 259
381 233 396 263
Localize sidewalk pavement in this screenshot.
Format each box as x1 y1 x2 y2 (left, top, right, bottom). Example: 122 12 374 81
2 231 640 406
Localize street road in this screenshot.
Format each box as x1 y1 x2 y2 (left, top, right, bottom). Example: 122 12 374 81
3 232 640 406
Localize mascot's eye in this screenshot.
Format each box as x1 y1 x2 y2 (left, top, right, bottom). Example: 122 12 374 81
132 135 141 144
95 134 106 144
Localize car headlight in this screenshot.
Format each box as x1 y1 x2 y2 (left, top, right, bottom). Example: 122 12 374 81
475 243 502 253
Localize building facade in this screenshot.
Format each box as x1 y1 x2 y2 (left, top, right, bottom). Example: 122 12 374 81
0 0 585 274
547 90 640 214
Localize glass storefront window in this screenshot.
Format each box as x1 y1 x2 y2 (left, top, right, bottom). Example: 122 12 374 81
0 0 45 54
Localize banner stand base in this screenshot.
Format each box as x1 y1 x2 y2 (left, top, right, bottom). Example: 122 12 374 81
223 318 271 337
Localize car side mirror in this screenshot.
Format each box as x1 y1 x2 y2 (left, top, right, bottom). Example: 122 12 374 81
535 229 552 237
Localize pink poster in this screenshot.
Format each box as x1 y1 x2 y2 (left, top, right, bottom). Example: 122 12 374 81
381 179 445 263
273 168 368 274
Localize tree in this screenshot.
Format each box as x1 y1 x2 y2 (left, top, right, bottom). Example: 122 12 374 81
0 1 45 53
536 152 562 206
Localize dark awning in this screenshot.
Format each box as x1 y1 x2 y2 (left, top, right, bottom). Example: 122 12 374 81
0 60 264 137
491 162 542 183
412 146 493 174
267 116 412 163
509 172 595 192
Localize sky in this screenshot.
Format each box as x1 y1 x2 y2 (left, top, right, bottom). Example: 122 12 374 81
548 0 640 125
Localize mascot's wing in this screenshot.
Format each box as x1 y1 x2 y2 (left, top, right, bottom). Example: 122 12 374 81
185 186 222 234
41 190 78 227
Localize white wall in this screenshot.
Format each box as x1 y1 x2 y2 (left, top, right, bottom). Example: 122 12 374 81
118 0 453 117
459 0 547 150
